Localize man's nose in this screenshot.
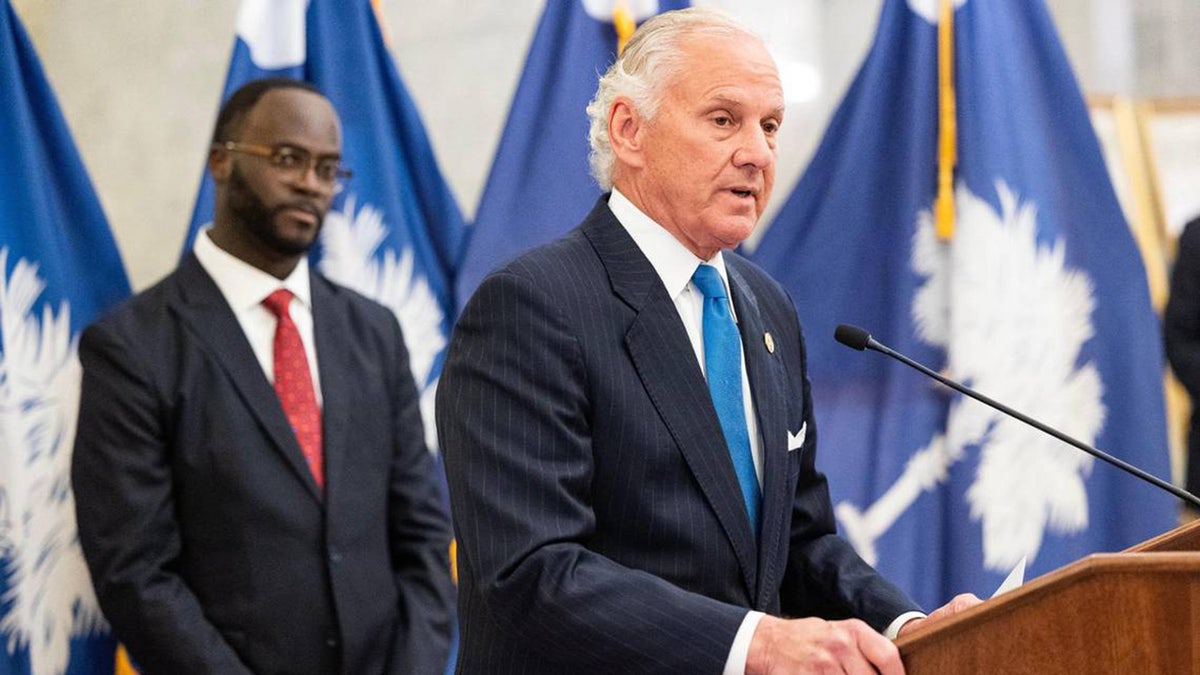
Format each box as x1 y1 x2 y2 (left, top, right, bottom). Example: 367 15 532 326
733 126 775 170
291 162 328 195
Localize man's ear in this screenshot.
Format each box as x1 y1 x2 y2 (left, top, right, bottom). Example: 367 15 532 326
208 145 232 183
608 97 646 170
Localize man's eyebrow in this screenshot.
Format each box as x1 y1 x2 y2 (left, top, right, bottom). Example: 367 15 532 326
702 96 784 117
273 141 342 158
704 95 743 107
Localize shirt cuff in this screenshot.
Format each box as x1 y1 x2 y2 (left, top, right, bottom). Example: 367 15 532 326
883 611 927 640
722 610 765 675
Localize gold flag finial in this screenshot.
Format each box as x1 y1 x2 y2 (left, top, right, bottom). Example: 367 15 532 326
613 1 636 55
934 0 958 240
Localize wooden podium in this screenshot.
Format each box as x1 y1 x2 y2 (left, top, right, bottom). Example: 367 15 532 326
895 519 1200 674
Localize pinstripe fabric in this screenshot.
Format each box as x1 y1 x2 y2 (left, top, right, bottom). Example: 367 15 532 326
438 199 918 674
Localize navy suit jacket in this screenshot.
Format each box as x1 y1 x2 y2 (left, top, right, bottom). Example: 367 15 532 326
438 200 917 674
72 254 454 675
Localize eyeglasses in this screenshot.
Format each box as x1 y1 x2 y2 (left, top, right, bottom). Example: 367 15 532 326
220 141 352 193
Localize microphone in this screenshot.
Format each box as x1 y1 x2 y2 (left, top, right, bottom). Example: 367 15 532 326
834 323 1200 509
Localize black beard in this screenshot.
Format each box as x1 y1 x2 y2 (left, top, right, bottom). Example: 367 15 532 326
226 165 323 258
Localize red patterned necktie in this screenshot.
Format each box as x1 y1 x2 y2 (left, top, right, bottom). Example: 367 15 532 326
262 288 323 489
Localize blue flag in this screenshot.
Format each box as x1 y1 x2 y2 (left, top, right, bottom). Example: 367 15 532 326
0 2 130 674
455 0 688 309
750 0 1175 610
183 0 467 457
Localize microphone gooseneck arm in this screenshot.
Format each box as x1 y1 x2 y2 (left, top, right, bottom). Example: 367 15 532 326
834 324 1200 509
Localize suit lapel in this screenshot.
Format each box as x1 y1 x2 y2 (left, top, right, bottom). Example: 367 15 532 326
309 275 350 508
582 201 759 600
726 262 790 610
171 255 323 503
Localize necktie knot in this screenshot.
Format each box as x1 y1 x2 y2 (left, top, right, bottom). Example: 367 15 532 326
692 264 727 300
263 288 294 319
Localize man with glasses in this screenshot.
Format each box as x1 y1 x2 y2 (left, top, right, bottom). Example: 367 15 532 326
72 78 454 675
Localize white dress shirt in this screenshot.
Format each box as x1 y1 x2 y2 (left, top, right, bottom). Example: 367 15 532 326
608 191 918 674
193 229 323 405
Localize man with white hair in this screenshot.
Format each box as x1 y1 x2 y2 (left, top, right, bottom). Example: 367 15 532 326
439 8 976 674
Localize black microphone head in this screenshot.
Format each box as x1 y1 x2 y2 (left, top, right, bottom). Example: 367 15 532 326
835 324 872 351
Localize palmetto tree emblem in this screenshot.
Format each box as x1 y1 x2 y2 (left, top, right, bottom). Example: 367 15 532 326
0 249 107 675
835 182 1104 572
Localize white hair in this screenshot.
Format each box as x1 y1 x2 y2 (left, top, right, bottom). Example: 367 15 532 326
585 7 764 190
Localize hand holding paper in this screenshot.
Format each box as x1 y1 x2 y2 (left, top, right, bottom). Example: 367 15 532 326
896 557 1023 639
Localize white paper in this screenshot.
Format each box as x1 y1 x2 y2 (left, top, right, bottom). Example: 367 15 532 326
991 556 1026 598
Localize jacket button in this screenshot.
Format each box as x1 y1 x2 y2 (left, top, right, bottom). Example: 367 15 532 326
329 550 343 564
325 636 338 648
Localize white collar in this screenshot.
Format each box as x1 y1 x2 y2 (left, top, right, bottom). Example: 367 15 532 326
607 188 732 301
193 228 313 313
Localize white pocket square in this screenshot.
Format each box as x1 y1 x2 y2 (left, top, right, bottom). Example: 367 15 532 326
787 423 807 452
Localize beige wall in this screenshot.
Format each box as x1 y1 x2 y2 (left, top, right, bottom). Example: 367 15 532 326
12 0 1200 290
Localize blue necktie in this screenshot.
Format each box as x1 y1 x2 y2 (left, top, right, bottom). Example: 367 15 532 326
692 264 760 535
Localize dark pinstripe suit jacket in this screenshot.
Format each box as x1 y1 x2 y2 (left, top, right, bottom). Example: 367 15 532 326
438 200 917 674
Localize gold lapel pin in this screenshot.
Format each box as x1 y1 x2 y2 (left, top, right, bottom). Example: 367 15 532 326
764 331 775 354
